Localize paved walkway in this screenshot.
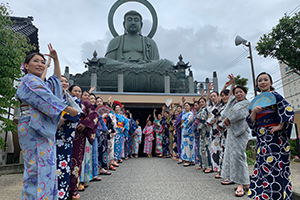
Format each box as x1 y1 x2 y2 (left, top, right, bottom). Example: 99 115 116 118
0 158 299 200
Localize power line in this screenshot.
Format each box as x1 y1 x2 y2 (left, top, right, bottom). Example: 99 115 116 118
218 4 300 76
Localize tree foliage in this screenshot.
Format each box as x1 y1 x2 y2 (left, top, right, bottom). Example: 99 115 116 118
256 11 300 73
235 75 248 91
0 3 33 149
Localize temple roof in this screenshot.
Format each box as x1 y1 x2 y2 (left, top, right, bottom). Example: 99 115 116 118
8 16 39 52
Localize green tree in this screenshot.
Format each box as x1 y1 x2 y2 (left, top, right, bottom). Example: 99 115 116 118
235 75 248 91
0 3 33 149
256 11 300 74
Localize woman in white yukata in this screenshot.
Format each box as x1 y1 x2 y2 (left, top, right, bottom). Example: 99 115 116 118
17 44 78 200
220 74 250 197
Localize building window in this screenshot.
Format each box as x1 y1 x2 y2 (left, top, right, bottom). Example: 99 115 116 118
289 84 291 87
285 67 291 72
294 82 297 85
288 79 290 82
297 99 299 102
298 105 300 108
290 89 292 92
295 87 297 91
292 100 294 103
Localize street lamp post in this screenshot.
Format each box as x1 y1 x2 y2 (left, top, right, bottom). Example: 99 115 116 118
235 35 257 96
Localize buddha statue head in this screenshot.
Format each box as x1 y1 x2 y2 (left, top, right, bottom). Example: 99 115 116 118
123 10 143 35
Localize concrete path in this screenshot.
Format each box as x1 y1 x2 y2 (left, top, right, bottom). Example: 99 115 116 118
79 157 248 200
0 158 299 200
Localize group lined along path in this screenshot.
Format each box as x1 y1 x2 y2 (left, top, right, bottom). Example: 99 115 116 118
80 157 248 200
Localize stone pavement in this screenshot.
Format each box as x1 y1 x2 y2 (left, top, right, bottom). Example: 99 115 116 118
0 158 299 200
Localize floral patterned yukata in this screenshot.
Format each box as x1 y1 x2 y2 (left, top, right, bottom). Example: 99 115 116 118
181 110 195 162
114 113 127 161
153 118 162 155
69 101 98 196
17 74 68 200
56 95 81 199
247 91 294 200
130 126 142 155
143 125 154 154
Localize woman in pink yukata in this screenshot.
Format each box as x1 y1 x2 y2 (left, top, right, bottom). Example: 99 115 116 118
16 44 78 200
143 115 154 157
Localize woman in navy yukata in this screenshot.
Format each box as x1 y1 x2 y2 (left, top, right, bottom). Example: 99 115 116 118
56 78 82 200
17 44 78 200
247 72 294 200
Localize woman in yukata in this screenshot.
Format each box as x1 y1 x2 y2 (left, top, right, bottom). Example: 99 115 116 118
174 106 183 164
247 72 294 200
17 44 78 200
56 78 82 200
79 91 95 190
113 104 127 163
196 97 212 173
220 74 250 197
206 82 223 173
180 102 195 167
153 108 163 157
213 82 231 178
69 90 99 199
143 115 154 157
130 119 142 158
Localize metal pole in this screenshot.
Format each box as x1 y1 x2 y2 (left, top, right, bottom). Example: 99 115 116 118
246 42 257 96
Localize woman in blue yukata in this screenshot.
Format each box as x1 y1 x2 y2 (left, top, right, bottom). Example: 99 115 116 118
17 44 78 200
180 102 195 167
247 72 294 200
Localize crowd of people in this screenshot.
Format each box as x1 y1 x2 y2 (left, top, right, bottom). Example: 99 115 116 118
16 45 294 200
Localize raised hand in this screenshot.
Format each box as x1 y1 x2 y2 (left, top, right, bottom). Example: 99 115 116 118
182 96 186 103
192 97 196 102
46 57 51 68
208 82 214 90
227 73 235 84
224 81 231 88
201 89 205 97
44 43 58 60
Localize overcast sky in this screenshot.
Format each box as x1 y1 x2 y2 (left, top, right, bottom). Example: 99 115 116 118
6 0 300 99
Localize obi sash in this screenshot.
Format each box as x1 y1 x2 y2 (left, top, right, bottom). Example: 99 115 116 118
117 121 124 128
256 109 279 128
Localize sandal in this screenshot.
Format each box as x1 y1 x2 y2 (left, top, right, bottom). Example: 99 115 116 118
109 166 116 171
78 184 85 192
72 192 80 200
99 171 111 175
112 163 119 167
134 155 138 158
81 182 89 188
125 157 129 160
195 166 202 170
215 173 221 179
91 176 102 181
177 160 183 164
221 179 235 185
204 168 213 173
235 189 245 197
234 185 250 191
183 163 191 167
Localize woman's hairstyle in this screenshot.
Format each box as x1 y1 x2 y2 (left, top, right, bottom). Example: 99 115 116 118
90 93 96 99
23 52 46 74
210 91 219 96
199 97 206 102
177 105 182 109
135 119 140 123
96 96 103 101
233 85 248 95
193 100 200 105
184 102 191 107
61 75 69 81
255 72 275 92
105 103 111 107
125 112 130 118
220 89 230 96
82 91 90 97
68 84 82 93
113 104 120 111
